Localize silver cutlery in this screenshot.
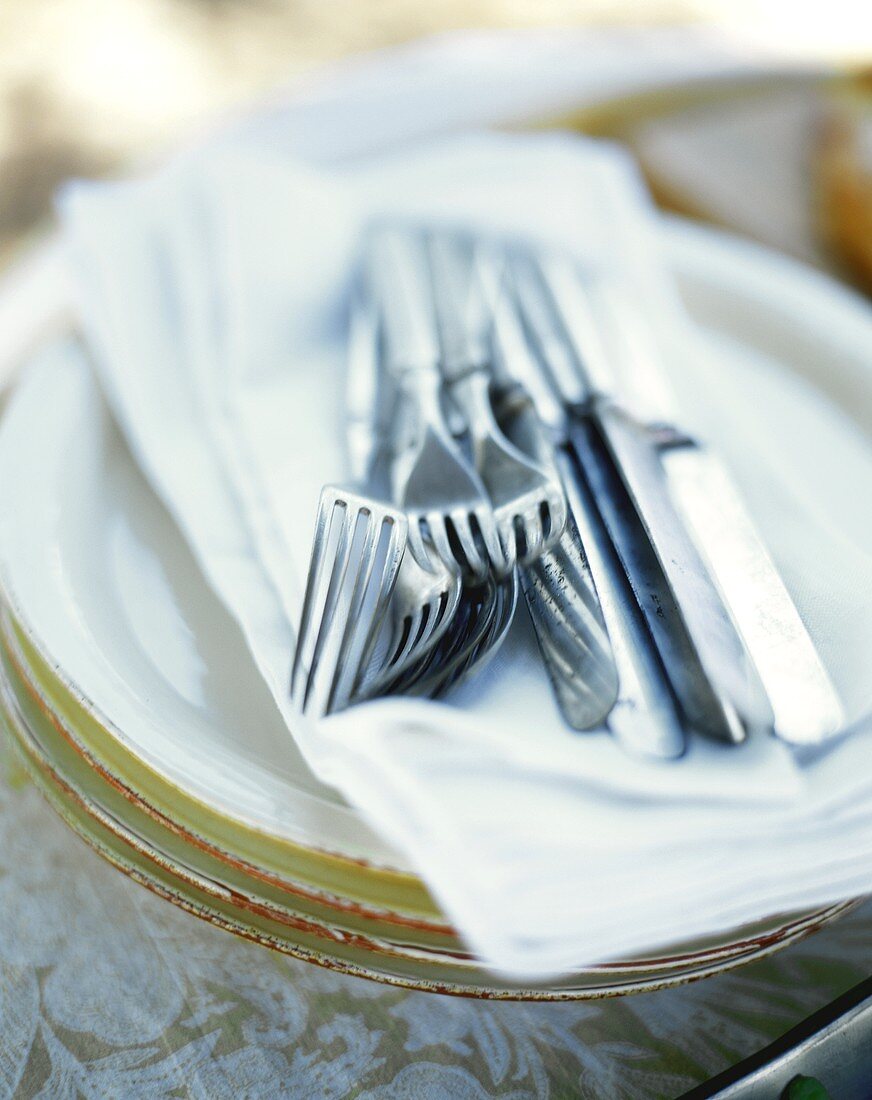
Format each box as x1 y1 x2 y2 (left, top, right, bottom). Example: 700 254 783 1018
491 285 682 755
508 251 844 746
365 227 500 579
290 485 407 717
561 435 688 758
387 569 519 698
509 253 766 744
297 220 839 761
428 570 519 696
506 443 622 730
590 279 845 747
373 548 463 688
345 288 463 697
367 226 520 695
487 296 620 732
345 285 397 490
291 244 535 721
429 232 566 571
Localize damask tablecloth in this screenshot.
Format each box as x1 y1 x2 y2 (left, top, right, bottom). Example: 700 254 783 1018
3 732 872 1098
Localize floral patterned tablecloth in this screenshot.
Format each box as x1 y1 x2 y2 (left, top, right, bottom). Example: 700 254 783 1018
2 738 870 1099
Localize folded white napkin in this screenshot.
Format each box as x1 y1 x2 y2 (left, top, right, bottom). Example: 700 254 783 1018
55 121 872 977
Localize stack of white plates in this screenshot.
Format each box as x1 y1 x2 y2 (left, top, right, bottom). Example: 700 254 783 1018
0 214 866 998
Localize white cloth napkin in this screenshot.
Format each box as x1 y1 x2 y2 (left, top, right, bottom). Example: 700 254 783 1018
55 123 872 977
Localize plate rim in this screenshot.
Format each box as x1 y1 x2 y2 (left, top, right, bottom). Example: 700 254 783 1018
1 654 858 1000
7 600 853 980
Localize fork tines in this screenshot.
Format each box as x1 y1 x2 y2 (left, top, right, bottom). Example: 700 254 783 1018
291 485 408 718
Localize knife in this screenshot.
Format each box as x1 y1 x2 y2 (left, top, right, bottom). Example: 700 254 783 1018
514 252 843 746
509 252 756 744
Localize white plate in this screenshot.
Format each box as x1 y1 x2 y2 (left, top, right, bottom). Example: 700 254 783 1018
1 217 871 886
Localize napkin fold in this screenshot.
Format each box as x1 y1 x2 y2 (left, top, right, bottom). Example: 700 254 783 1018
56 126 872 978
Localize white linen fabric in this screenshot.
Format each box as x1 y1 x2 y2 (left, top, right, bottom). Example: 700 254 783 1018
54 122 872 977
43 21 870 976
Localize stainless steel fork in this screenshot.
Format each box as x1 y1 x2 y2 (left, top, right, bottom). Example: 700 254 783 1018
290 485 407 717
385 569 520 698
345 287 462 697
364 225 502 580
428 232 567 571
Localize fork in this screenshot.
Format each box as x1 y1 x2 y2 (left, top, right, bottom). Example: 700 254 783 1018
497 388 621 729
385 569 520 698
290 485 407 717
344 287 462 697
487 284 621 733
369 548 463 691
428 232 567 571
364 225 502 580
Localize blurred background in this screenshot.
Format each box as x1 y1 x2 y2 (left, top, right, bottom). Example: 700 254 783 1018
0 0 869 287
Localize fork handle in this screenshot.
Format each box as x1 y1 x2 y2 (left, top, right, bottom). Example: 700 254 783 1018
366 226 440 372
448 368 502 448
390 366 454 453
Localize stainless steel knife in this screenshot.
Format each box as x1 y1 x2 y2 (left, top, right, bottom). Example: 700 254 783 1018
513 251 843 746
